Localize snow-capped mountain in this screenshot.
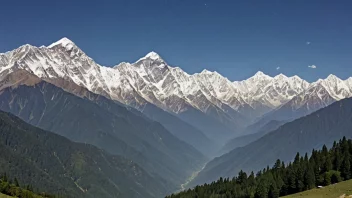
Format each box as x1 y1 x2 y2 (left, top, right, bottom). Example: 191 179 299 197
1 37 352 141
0 38 242 143
111 52 248 140
256 74 352 127
232 72 310 117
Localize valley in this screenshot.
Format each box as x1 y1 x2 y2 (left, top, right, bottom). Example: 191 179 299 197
1 37 352 197
1 0 351 197
179 164 207 192
168 136 352 198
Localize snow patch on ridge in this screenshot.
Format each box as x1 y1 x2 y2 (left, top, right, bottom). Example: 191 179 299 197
48 37 75 48
1 37 352 122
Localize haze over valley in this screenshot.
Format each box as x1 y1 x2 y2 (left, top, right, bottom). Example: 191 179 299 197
1 1 352 197
0 38 351 197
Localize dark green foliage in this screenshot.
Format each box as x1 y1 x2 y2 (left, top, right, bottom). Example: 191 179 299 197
0 173 56 198
167 137 352 198
0 110 170 198
14 178 19 187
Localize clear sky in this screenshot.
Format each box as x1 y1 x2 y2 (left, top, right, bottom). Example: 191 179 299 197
1 0 351 82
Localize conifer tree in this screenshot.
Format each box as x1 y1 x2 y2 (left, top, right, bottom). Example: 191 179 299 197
14 178 19 187
341 151 351 180
167 137 352 198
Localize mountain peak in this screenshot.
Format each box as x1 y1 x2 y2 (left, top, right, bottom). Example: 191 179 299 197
18 44 34 50
135 51 164 63
251 71 272 80
314 78 324 84
254 71 266 76
48 37 75 48
290 75 302 80
274 73 288 80
325 74 341 81
200 69 219 75
201 69 212 74
145 51 162 60
113 62 131 69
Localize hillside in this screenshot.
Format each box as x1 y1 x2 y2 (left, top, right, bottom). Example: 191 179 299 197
220 120 286 155
282 179 352 198
0 82 207 187
167 137 352 198
0 174 51 198
0 110 170 198
191 97 352 186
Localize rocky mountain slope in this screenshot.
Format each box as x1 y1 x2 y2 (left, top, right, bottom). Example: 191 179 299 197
1 37 352 143
256 74 352 127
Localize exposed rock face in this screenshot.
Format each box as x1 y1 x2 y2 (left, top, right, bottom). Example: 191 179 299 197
1 38 352 142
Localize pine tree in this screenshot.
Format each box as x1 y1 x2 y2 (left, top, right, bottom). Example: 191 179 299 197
322 145 333 173
304 165 316 189
14 178 19 187
268 182 279 198
255 177 268 198
341 151 351 180
166 137 352 198
274 159 281 170
294 153 300 165
287 165 296 194
2 173 8 182
237 170 248 184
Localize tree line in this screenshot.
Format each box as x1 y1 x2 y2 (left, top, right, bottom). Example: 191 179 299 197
167 137 352 198
0 173 56 198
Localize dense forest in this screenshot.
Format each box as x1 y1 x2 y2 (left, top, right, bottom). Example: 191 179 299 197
167 137 352 198
0 173 55 198
0 109 176 198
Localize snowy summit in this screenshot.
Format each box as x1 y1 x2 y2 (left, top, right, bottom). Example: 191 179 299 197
48 37 75 49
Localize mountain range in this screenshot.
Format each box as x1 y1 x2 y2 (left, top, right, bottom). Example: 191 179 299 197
1 38 352 197
2 38 352 145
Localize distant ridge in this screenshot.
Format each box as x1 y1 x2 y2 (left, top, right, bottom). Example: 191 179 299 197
191 97 352 186
1 38 352 144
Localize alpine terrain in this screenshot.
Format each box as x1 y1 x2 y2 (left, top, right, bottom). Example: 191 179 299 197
0 82 207 188
191 97 352 186
1 38 352 197
2 38 352 144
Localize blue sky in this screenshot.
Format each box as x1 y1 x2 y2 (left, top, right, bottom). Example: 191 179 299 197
1 0 351 81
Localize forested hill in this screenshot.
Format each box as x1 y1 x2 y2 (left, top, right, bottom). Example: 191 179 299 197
0 173 54 198
167 137 352 198
0 110 170 198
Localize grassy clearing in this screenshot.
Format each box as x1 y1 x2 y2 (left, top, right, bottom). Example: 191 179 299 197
0 193 13 198
282 179 352 198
